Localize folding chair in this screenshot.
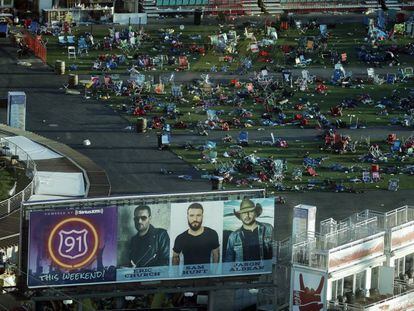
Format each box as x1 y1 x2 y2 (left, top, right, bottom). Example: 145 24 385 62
404 67 414 79
238 131 249 146
332 69 344 84
103 75 113 89
269 29 278 40
103 37 112 50
58 35 67 45
113 81 123 96
66 35 75 45
244 27 254 39
84 76 99 99
372 171 380 182
134 73 145 86
178 56 189 70
205 150 218 163
171 85 182 98
397 68 408 81
367 66 376 76
362 171 371 183
295 57 306 67
92 61 102 71
67 46 76 59
152 56 163 69
367 67 381 83
388 178 399 191
386 73 396 84
373 74 385 85
77 37 88 56
306 167 318 176
299 55 311 66
319 24 328 36
158 133 171 150
129 36 136 46
301 70 315 84
306 40 314 51
282 70 292 84
390 140 402 153
154 83 164 94
250 44 259 53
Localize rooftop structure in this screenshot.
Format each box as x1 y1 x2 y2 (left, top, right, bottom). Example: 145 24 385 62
276 206 414 310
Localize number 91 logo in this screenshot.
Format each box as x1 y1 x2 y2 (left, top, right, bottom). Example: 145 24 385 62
48 218 99 270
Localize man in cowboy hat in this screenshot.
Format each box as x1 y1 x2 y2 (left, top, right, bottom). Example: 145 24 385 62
224 198 273 262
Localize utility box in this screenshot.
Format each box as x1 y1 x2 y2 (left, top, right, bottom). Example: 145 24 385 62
7 91 26 131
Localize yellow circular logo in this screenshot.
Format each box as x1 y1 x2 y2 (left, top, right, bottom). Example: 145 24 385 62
47 218 99 270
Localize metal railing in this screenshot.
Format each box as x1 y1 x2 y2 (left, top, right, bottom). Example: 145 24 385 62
291 218 383 269
384 206 414 229
0 138 36 217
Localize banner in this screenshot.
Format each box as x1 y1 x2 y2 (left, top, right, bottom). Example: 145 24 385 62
328 234 384 271
291 269 327 311
391 221 414 251
28 197 274 288
27 207 118 287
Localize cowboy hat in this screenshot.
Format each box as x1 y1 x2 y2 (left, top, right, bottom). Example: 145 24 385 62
234 198 262 219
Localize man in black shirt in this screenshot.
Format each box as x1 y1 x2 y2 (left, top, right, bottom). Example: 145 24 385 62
172 203 220 265
129 205 170 267
224 198 273 262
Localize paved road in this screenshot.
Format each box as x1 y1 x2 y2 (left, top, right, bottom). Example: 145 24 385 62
0 39 211 195
1 37 414 238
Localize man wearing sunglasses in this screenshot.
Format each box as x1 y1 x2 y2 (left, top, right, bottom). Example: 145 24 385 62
129 205 170 268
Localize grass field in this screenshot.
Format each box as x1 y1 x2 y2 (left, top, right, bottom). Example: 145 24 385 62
39 18 414 193
0 169 16 201
43 21 414 73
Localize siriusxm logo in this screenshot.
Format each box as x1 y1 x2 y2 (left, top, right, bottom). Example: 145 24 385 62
74 209 103 215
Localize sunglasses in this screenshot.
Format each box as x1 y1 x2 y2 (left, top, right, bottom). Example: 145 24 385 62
134 216 149 221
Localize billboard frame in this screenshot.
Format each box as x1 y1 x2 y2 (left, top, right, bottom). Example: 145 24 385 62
22 189 270 289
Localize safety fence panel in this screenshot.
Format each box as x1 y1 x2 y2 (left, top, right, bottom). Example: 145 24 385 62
22 31 47 63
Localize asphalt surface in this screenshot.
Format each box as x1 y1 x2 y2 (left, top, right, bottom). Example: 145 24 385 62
1 17 414 238
0 38 211 195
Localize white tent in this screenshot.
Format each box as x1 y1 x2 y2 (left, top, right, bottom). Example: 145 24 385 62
1 136 62 160
34 171 86 197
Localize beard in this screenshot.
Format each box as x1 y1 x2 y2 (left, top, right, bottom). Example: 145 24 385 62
242 218 256 226
188 221 201 231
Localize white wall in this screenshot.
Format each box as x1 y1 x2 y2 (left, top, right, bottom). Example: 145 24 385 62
39 0 53 12
365 290 414 311
113 13 147 25
0 0 14 9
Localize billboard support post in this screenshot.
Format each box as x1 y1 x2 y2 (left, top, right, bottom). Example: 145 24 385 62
208 290 215 311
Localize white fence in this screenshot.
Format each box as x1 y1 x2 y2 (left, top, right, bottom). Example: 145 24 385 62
113 13 147 25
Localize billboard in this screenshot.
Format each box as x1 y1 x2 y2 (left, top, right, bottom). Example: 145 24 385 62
328 234 384 272
364 289 414 311
391 221 414 251
28 197 274 288
7 91 26 131
27 207 118 287
292 205 316 240
291 269 327 311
